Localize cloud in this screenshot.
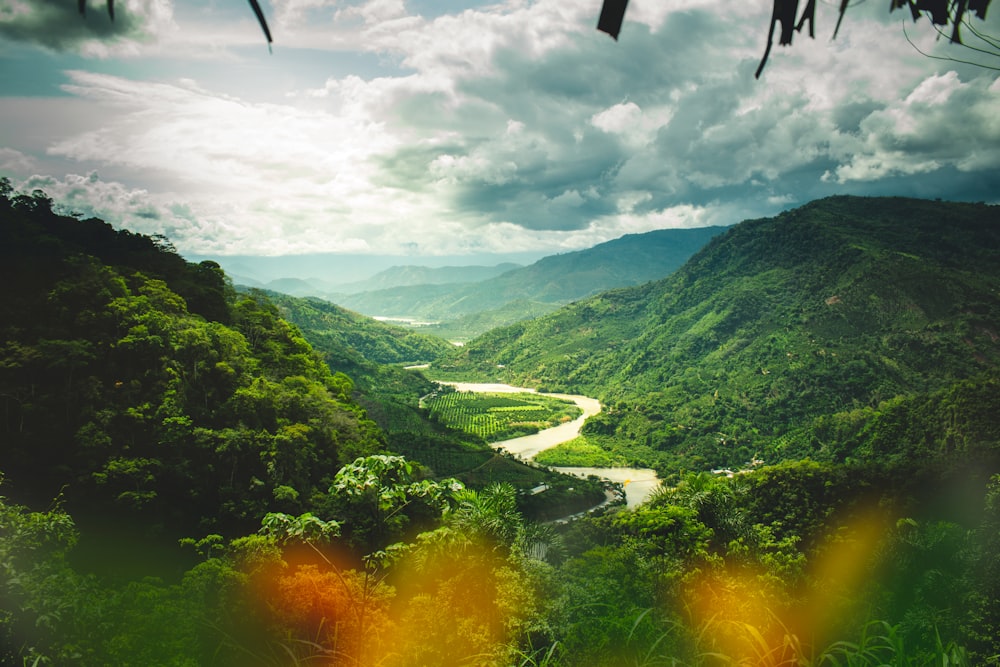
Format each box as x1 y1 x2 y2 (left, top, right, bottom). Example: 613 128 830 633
0 147 37 173
1 0 998 262
0 0 172 56
826 72 1000 182
15 170 184 234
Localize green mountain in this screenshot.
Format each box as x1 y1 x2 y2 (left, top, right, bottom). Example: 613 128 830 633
332 262 522 293
0 187 390 539
422 298 562 341
258 291 467 453
262 292 455 367
261 291 603 504
332 226 726 336
3 184 1000 666
263 276 325 296
436 196 1000 472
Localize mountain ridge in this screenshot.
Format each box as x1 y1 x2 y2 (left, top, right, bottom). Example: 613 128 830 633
435 195 1000 471
332 225 728 336
332 262 523 294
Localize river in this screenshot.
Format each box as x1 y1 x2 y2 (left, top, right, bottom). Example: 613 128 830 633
440 382 659 508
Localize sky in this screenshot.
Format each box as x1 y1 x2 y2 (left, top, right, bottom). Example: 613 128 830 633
1 0 998 273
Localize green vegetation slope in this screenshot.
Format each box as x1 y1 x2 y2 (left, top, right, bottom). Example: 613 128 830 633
437 196 1000 472
2 182 998 667
331 226 726 336
0 184 386 540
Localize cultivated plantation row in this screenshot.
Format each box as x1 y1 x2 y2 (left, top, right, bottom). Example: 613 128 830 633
424 391 581 441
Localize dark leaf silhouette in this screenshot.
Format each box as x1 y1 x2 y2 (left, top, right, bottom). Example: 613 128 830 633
754 0 815 79
597 0 629 41
834 0 852 39
917 0 952 23
968 0 990 17
247 0 273 50
601 0 995 77
796 0 817 38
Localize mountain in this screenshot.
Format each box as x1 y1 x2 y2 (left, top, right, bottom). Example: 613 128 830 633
435 196 1000 472
262 292 455 366
253 291 604 504
333 263 522 294
186 251 547 287
422 299 562 342
333 226 727 336
257 291 484 472
0 189 386 539
263 276 326 297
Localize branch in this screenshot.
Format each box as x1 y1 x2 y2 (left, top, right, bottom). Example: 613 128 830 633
247 0 273 52
902 20 1000 70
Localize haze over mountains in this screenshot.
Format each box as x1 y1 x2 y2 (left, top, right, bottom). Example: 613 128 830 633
189 252 549 292
236 263 525 298
332 226 727 321
238 225 728 339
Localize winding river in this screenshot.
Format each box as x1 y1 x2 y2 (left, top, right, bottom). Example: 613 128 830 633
441 382 660 508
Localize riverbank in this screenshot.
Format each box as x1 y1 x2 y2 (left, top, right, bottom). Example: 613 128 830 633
439 381 659 508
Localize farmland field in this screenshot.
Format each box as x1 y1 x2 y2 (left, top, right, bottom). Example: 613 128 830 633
424 390 582 442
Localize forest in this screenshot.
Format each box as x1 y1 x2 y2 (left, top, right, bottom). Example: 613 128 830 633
1 180 999 665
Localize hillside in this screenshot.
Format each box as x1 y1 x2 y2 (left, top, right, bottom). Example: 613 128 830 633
3 185 1000 666
436 196 1000 472
262 292 454 367
333 262 522 293
0 188 386 540
332 226 726 336
259 291 473 462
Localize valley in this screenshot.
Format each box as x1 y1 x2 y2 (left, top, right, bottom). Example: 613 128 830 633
435 381 660 507
235 225 728 341
2 184 998 666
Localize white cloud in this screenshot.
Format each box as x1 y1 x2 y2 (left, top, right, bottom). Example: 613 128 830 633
827 71 1000 182
2 0 998 263
0 147 37 173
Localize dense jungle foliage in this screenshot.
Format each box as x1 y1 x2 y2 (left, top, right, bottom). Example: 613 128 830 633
2 183 998 665
0 183 387 542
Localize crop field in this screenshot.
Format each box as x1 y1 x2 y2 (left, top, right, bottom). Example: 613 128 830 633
424 391 581 442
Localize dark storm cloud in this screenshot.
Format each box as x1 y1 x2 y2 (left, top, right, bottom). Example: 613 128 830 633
831 100 886 134
371 12 739 232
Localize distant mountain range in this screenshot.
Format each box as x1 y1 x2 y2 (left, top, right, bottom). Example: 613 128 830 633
333 263 523 294
436 196 1000 473
230 263 524 298
328 226 727 338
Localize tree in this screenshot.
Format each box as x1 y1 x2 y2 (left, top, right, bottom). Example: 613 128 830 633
327 454 460 553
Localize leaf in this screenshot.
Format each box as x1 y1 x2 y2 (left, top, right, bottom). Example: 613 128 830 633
597 0 629 40
756 0 802 79
247 0 273 50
